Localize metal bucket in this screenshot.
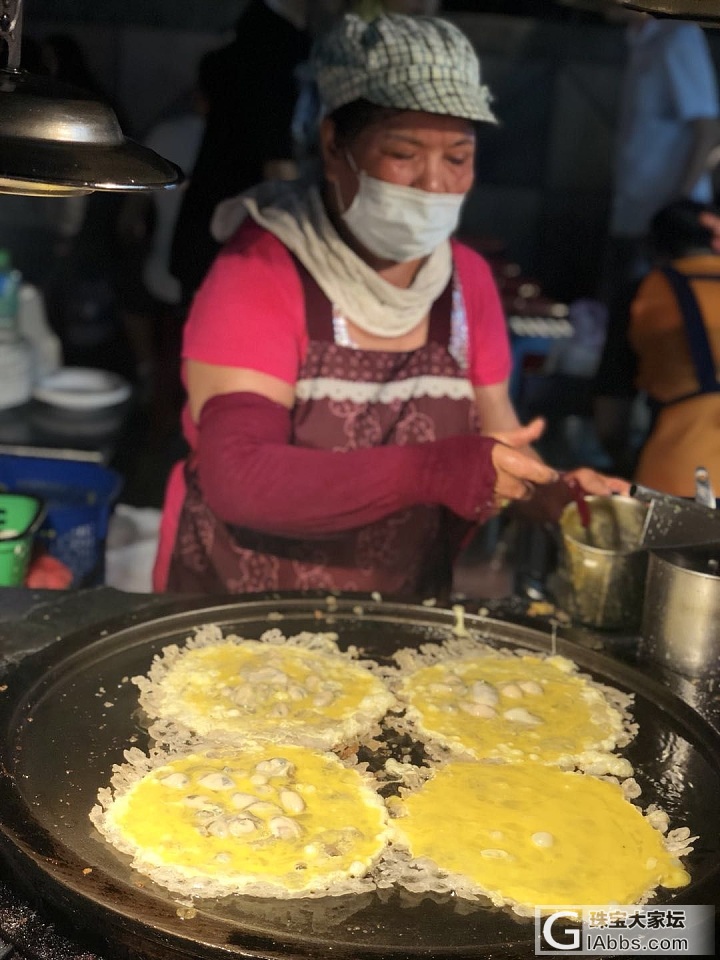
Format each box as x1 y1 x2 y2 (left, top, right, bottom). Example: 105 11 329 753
640 547 720 677
557 495 648 631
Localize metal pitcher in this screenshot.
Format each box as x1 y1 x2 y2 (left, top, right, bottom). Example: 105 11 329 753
640 547 720 677
556 495 648 631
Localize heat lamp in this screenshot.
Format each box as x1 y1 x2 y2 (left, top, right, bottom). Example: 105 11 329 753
0 0 182 196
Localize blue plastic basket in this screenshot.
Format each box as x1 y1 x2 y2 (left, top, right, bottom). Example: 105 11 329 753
0 454 123 587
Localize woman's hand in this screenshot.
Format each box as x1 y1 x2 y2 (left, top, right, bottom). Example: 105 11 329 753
513 466 631 525
490 441 559 506
486 416 553 506
486 414 631 522
472 413 630 520
490 416 546 455
562 467 631 498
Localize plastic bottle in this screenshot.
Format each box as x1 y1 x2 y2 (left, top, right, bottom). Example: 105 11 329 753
0 248 34 409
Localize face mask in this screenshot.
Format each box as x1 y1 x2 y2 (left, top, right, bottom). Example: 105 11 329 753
339 157 467 262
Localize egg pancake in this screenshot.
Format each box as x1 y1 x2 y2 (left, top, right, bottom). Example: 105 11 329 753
133 626 395 751
389 760 692 913
395 651 631 772
90 741 391 899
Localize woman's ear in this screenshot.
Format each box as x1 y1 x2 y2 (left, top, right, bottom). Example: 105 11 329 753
319 117 343 183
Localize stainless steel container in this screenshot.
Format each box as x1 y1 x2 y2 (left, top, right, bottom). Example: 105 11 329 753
557 495 648 631
640 547 720 677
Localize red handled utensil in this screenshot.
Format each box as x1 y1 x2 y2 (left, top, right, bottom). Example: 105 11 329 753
562 473 595 545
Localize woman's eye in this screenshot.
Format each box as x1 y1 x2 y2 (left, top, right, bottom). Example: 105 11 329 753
447 154 472 167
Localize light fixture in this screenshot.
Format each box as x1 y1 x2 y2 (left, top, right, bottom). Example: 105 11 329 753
614 0 720 23
0 0 183 196
556 0 720 22
611 0 720 20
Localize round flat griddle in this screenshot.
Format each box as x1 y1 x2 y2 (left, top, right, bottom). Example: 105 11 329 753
0 595 719 960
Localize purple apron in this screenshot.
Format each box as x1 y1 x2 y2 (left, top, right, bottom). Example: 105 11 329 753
167 259 478 599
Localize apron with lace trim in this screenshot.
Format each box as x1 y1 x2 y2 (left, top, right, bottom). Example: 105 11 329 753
167 260 478 599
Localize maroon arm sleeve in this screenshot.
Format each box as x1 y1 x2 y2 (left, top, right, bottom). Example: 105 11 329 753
196 392 499 537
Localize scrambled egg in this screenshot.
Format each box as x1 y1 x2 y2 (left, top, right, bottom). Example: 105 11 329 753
96 742 390 897
95 629 693 909
390 760 690 910
397 654 627 767
135 637 395 749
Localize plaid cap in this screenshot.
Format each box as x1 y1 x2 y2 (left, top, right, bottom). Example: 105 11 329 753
311 14 497 125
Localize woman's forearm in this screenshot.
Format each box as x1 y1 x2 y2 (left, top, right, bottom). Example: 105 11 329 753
196 391 500 536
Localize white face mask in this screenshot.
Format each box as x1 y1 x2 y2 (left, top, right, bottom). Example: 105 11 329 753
339 157 468 263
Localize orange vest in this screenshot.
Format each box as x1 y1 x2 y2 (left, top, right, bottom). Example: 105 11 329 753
629 255 720 498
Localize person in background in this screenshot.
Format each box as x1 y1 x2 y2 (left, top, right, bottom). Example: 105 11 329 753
592 10 720 478
170 0 312 307
141 86 208 323
40 32 124 113
153 13 627 599
113 80 208 424
39 33 138 377
629 198 720 499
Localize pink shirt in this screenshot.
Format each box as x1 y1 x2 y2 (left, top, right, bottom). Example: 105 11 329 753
155 222 511 592
181 221 511 445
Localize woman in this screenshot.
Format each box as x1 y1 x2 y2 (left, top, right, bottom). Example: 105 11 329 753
154 13 625 598
629 198 720 498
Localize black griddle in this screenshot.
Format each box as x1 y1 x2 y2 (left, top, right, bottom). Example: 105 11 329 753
0 594 719 960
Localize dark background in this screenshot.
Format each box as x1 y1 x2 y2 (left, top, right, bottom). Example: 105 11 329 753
13 0 720 304
26 0 602 28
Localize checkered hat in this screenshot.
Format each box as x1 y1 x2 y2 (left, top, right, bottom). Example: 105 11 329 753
311 14 497 125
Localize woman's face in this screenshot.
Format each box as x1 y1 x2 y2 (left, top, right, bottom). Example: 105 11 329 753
322 110 476 213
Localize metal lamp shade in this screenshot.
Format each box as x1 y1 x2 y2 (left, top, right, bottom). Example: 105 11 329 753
614 0 720 20
0 68 183 195
556 0 720 21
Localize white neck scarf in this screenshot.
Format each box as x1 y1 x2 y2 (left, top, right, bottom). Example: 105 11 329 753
211 179 453 338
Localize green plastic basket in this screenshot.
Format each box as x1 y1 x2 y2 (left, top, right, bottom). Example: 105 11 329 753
0 493 46 587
